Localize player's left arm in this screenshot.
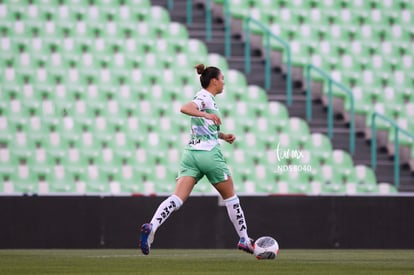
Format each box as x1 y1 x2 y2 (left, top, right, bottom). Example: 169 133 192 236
219 132 236 144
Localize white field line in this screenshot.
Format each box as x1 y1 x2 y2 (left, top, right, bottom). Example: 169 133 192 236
85 253 237 258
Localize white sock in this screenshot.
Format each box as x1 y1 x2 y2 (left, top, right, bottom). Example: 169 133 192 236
224 195 249 240
150 194 183 233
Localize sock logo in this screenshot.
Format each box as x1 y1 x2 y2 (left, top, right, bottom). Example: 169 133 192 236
156 200 176 224
233 203 247 231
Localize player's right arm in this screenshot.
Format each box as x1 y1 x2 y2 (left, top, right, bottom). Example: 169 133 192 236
180 102 221 125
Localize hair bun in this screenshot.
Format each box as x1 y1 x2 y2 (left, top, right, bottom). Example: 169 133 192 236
194 64 206 75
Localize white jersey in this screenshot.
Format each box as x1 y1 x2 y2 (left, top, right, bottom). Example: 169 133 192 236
186 89 221 151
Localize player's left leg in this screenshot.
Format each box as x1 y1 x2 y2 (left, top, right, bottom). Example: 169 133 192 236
150 176 196 232
140 176 196 255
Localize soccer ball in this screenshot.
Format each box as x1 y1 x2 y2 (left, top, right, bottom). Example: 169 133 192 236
253 236 279 260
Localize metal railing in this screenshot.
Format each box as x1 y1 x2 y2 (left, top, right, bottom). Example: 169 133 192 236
243 17 292 106
370 113 414 188
305 64 355 155
168 0 230 48
205 0 212 40
167 0 173 10
223 0 231 57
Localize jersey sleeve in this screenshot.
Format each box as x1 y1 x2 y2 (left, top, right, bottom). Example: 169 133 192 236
192 94 208 111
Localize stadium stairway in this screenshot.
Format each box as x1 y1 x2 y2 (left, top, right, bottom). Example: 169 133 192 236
152 0 414 191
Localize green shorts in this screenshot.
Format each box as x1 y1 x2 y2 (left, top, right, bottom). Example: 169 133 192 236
177 145 231 185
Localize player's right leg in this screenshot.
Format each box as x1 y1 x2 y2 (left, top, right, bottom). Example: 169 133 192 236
203 147 254 254
139 176 196 255
213 177 254 254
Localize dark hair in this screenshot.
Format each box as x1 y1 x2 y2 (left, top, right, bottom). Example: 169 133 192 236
194 64 221 89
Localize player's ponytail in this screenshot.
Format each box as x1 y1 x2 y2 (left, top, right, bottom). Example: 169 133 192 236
194 64 206 75
194 64 221 89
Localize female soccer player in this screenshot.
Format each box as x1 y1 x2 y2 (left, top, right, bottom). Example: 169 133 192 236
139 64 253 255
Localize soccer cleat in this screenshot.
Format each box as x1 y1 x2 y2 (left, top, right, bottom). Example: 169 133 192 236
237 237 254 254
139 223 153 255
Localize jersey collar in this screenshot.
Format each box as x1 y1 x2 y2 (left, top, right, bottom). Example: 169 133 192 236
200 88 215 99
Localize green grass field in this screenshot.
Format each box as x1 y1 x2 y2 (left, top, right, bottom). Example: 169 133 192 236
1 249 413 274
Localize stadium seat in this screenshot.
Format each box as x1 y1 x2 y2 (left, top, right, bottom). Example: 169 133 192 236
47 166 77 193
331 149 357 183
354 165 379 193
265 101 289 133
378 182 398 194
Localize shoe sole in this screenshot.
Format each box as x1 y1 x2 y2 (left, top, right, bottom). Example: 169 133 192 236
139 224 151 255
238 244 254 254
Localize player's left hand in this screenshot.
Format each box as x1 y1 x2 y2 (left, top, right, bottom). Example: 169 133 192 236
222 133 236 144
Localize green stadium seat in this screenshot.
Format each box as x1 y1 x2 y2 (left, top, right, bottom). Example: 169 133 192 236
228 0 250 20
255 180 279 193
355 165 377 185
378 182 398 194
313 164 343 185
224 70 247 96
266 101 289 134
290 149 318 177
274 177 290 194
273 171 309 194
1 172 11 193
48 179 77 193
289 181 312 194
206 53 229 73
194 175 217 194
331 149 357 183
85 179 110 194
152 179 174 194
321 181 346 194
146 5 171 31
12 176 38 194
249 160 271 184
11 150 38 193
245 85 268 104
0 144 14 193
226 142 253 166
356 181 379 194
163 22 189 47
118 173 145 194
306 132 333 166
286 117 310 146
